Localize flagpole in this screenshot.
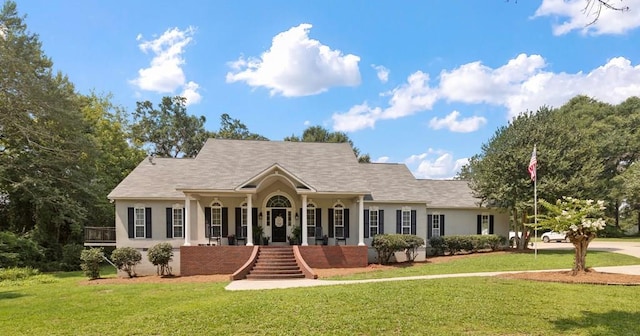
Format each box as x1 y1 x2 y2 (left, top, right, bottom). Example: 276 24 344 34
534 145 538 259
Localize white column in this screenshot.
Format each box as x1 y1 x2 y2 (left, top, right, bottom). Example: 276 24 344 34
358 195 365 246
184 195 191 246
301 195 308 246
246 194 254 246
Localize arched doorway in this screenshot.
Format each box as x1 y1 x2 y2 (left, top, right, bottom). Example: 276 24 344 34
265 194 292 243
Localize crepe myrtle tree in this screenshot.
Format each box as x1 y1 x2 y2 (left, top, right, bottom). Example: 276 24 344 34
536 197 607 275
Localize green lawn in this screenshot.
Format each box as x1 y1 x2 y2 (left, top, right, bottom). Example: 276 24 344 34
1 251 639 336
595 236 640 242
330 250 640 280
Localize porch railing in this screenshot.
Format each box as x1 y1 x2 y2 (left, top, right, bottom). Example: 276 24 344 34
84 227 116 243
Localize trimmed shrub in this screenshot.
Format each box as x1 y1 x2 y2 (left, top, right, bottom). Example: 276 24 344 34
428 236 447 256
80 248 104 280
372 234 407 265
60 244 84 271
147 243 173 276
404 235 425 262
111 247 142 278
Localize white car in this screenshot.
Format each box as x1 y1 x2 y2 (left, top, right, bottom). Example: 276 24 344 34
541 231 568 243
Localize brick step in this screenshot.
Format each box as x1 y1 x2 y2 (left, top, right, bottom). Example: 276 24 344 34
253 265 300 271
249 269 303 275
255 261 297 266
258 251 295 256
246 273 305 280
257 257 296 262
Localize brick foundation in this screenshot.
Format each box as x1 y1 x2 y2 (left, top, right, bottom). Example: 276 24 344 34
180 246 254 276
298 246 368 268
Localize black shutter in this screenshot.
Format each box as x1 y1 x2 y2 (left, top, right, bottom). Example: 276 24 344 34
145 207 152 238
205 207 211 238
364 209 370 238
166 208 173 238
316 208 322 232
489 215 494 234
127 207 134 238
222 208 229 237
477 215 482 235
299 208 303 228
379 210 384 234
182 208 186 238
252 208 258 227
235 207 242 237
440 214 445 236
344 209 350 238
328 209 334 238
427 214 433 239
396 210 401 234
410 210 417 235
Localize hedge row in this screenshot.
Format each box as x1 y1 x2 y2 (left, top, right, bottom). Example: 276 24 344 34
428 235 506 256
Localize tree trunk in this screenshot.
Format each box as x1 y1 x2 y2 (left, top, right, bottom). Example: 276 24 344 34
570 233 595 275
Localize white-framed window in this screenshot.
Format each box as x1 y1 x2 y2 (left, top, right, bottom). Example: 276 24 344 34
334 203 344 238
481 214 490 235
241 202 248 238
134 207 145 238
432 214 441 237
306 203 316 238
172 205 183 238
369 207 379 237
211 201 223 238
402 207 411 235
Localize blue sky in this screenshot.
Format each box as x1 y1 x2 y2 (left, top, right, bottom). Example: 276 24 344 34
16 0 640 178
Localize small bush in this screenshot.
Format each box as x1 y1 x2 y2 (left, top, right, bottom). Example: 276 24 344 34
111 247 142 278
0 231 44 268
404 235 425 262
372 234 407 265
428 236 447 256
147 243 173 276
80 248 104 280
60 244 84 271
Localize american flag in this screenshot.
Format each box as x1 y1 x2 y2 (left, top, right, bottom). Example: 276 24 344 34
528 146 537 181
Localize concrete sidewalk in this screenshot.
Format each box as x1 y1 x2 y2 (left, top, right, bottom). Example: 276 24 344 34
224 264 640 291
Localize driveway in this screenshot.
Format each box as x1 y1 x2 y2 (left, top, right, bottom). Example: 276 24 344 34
533 240 640 258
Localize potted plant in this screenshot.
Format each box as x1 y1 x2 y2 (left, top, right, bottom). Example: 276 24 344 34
288 225 302 245
262 236 270 246
253 225 264 245
227 234 235 246
322 234 329 245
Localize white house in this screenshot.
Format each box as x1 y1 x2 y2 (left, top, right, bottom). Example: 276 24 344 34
104 139 508 277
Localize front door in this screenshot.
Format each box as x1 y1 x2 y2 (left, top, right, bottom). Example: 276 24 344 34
271 209 287 242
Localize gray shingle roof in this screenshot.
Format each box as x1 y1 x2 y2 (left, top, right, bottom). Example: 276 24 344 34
109 139 370 199
418 179 481 209
359 163 425 203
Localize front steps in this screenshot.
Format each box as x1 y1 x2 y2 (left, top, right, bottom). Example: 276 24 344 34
245 246 305 280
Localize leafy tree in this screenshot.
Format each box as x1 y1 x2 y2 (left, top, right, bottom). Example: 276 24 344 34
80 93 146 226
536 197 607 274
284 126 370 163
111 247 142 278
216 113 268 140
0 1 97 256
147 243 173 276
132 96 212 158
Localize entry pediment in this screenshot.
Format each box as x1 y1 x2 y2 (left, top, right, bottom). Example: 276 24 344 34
235 163 316 193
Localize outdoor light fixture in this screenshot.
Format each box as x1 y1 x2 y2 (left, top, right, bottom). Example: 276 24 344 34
295 212 299 220
258 212 263 221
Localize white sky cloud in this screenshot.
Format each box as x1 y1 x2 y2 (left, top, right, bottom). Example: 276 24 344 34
372 64 389 83
534 0 640 35
332 53 640 131
130 26 201 106
404 150 468 179
226 23 361 97
429 110 487 133
374 156 390 163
